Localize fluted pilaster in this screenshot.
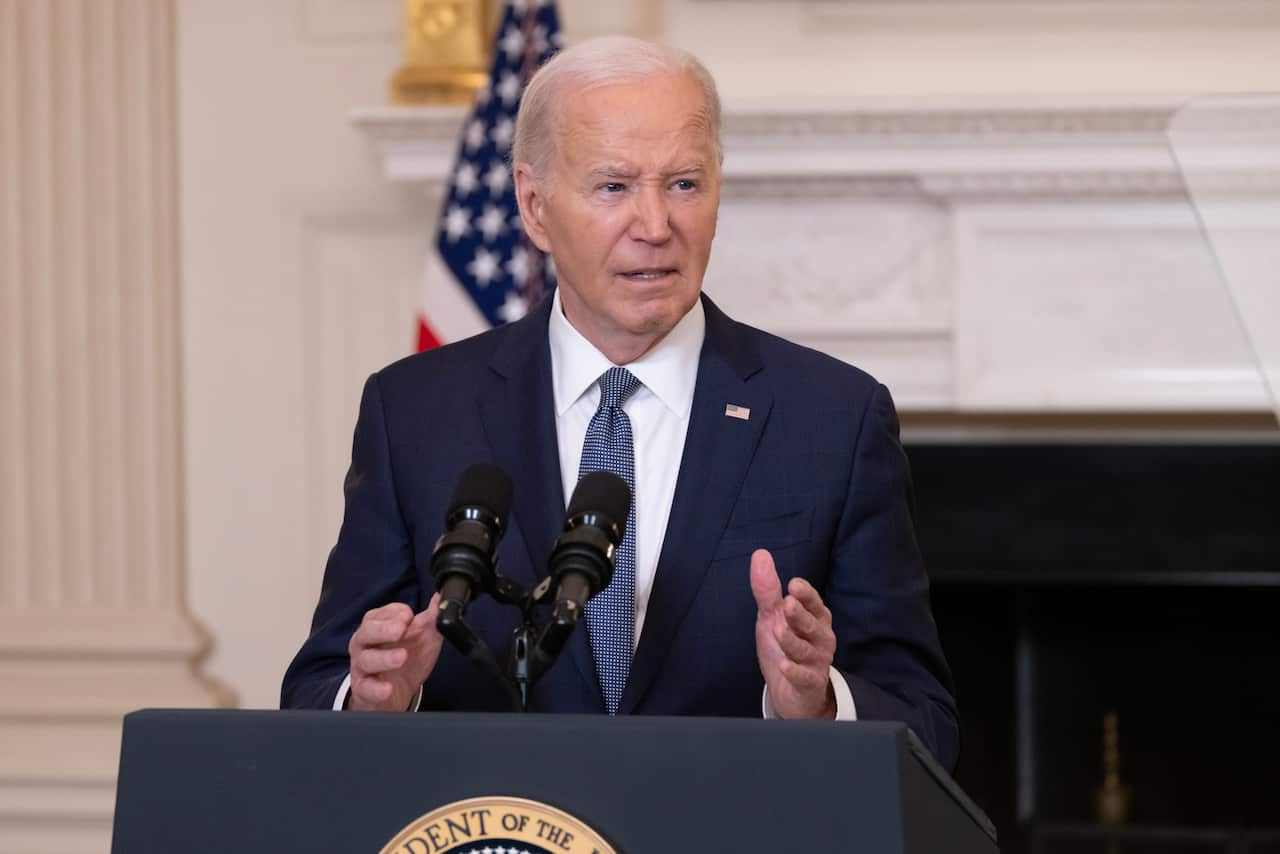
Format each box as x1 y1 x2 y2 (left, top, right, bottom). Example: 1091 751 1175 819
0 1 225 850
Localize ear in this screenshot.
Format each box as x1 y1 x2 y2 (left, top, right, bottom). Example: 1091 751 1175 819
513 162 553 254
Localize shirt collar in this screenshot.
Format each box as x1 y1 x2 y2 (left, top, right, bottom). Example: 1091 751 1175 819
548 288 705 419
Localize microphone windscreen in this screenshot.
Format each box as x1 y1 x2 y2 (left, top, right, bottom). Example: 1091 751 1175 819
449 463 513 519
567 471 631 529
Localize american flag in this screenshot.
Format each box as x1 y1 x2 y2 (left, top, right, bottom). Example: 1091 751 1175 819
423 0 562 350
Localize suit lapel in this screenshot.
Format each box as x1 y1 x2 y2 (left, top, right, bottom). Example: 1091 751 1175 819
620 296 771 713
479 297 603 708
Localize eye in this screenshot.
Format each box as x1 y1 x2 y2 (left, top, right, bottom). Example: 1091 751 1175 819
600 182 625 193
673 179 697 191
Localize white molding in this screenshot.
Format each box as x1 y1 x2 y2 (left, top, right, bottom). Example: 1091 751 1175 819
351 98 1277 192
351 99 1198 186
760 0 1280 33
351 99 1276 413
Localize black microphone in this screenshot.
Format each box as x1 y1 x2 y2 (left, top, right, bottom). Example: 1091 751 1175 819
547 471 631 630
431 463 513 630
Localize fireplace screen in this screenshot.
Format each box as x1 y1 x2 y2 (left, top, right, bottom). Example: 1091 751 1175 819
1169 95 1280 427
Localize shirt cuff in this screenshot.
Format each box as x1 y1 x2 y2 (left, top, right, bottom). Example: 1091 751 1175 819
333 673 423 712
761 666 858 721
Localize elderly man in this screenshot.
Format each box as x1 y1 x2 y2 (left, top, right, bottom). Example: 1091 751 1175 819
282 36 958 769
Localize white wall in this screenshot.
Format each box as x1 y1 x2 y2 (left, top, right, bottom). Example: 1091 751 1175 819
663 0 1280 98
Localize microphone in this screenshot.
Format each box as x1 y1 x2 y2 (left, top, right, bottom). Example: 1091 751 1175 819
431 463 513 629
547 471 631 630
528 471 630 683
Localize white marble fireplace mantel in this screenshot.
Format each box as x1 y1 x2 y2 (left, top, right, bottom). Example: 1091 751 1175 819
351 98 1274 414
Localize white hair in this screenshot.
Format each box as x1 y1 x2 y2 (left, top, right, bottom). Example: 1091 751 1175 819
511 35 723 180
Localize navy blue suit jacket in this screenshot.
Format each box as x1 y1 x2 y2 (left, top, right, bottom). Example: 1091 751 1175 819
282 294 959 770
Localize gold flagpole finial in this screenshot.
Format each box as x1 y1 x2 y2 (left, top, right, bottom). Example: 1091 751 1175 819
390 0 493 105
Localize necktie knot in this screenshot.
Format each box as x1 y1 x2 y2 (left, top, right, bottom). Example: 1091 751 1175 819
597 367 642 411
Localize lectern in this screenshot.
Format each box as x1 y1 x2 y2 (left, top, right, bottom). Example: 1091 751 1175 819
111 710 996 853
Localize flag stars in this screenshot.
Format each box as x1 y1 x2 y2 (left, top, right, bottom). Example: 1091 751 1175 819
496 70 522 106
433 3 559 326
490 116 515 152
453 161 480 196
467 248 502 287
464 118 487 152
484 161 511 197
475 204 509 243
498 292 529 323
506 246 530 285
442 205 472 242
499 26 525 62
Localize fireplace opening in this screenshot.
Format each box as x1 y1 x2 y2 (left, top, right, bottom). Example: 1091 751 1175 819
907 443 1280 854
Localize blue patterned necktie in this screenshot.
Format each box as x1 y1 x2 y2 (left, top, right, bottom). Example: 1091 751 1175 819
579 366 642 715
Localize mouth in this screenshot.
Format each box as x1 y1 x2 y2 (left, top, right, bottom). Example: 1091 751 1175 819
619 268 677 281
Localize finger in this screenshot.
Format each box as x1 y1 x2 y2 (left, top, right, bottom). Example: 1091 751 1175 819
365 602 415 625
786 578 832 623
352 617 411 648
403 593 441 639
354 646 408 676
773 622 822 665
749 549 782 612
782 596 821 638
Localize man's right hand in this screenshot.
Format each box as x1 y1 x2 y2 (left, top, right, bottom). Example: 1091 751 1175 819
347 594 443 711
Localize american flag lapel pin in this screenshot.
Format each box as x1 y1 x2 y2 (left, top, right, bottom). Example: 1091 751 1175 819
724 403 750 421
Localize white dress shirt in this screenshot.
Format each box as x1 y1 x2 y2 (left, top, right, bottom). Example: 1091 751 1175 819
548 288 703 644
336 291 855 719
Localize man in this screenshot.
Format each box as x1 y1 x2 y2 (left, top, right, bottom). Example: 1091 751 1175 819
282 36 958 770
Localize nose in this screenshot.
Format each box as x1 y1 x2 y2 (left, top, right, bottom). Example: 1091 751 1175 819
629 183 672 244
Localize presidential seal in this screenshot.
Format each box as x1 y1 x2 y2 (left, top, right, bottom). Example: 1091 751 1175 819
379 796 618 854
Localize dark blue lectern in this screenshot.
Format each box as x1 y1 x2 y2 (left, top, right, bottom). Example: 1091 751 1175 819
111 710 996 853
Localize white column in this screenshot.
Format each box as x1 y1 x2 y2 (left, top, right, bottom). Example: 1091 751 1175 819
0 1 226 850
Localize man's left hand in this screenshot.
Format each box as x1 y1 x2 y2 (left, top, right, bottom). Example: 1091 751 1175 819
749 548 838 720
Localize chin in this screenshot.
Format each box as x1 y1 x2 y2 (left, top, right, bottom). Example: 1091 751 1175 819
626 296 694 336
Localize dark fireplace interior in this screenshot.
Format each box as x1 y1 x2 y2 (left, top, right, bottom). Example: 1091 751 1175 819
906 443 1280 854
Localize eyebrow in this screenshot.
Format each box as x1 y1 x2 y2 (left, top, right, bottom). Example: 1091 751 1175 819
587 163 709 180
588 166 640 180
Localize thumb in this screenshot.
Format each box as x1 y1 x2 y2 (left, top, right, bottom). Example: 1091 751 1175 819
405 593 441 638
749 549 783 612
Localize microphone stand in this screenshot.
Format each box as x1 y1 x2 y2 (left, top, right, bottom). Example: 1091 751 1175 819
441 572 575 712
436 604 524 713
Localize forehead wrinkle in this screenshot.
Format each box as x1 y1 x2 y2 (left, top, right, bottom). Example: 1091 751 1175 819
683 106 713 138
548 77 719 180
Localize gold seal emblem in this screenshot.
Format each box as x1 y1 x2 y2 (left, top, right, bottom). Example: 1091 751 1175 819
379 796 618 854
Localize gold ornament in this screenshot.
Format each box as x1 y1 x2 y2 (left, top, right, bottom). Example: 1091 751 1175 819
1094 710 1133 826
390 0 492 105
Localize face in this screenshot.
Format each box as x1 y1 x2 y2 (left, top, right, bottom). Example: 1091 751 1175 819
515 71 721 363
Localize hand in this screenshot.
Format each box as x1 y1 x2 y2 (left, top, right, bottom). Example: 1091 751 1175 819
347 594 443 711
750 549 837 720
